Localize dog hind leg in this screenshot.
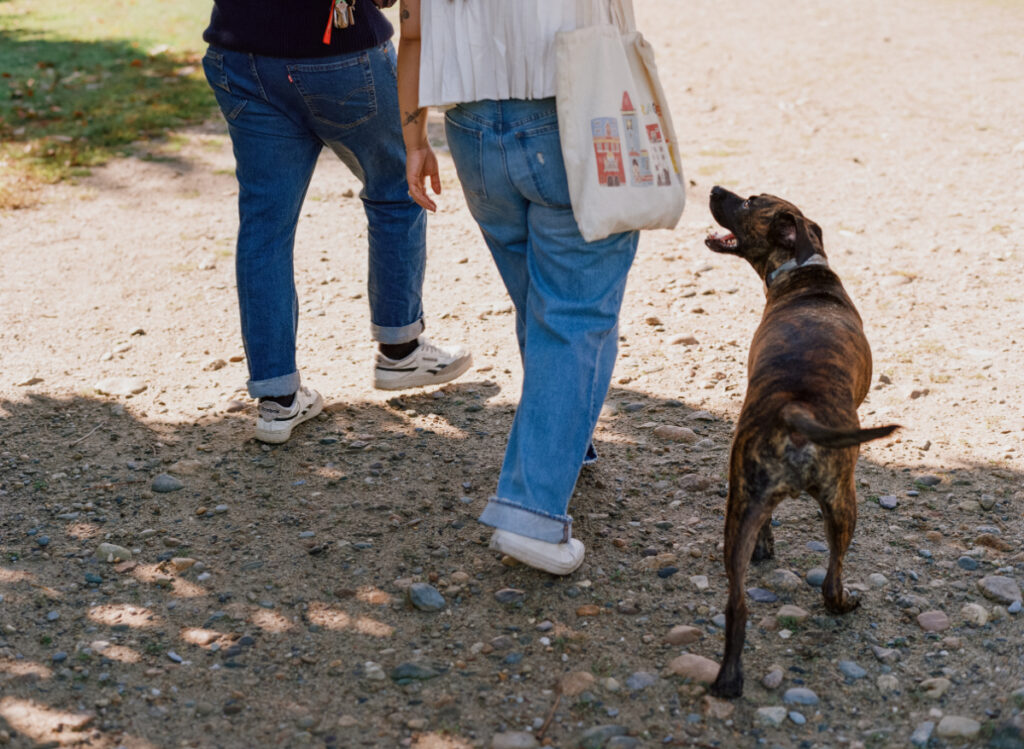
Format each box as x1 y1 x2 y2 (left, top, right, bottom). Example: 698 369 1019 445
816 476 860 615
710 497 776 698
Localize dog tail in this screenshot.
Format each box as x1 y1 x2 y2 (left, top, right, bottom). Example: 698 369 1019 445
782 404 900 449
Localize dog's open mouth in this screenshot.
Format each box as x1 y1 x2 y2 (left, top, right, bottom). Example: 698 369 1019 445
705 231 738 253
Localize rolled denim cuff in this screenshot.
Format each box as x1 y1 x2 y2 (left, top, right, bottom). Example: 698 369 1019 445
478 497 573 544
248 371 301 399
371 318 425 345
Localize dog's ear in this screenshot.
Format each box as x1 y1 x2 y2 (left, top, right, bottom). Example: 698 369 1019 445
770 211 823 264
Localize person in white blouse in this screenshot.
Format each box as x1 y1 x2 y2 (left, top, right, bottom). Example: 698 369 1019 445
398 0 640 575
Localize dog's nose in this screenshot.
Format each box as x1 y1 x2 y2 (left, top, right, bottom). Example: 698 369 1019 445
710 185 725 199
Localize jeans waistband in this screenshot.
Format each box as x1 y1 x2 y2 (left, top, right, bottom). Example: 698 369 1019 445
451 98 557 129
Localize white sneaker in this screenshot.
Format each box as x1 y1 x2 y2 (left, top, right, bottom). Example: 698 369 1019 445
374 337 472 391
489 529 585 575
254 386 323 444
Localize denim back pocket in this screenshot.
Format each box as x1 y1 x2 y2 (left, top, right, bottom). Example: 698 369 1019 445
202 49 247 121
444 109 487 199
514 117 571 209
286 55 377 130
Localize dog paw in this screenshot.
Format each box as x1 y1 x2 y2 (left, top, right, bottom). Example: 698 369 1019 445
709 676 743 699
824 596 860 615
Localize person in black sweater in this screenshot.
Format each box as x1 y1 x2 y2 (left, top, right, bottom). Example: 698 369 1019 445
202 0 471 444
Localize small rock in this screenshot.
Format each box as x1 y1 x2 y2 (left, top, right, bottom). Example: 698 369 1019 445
575 725 629 749
961 602 989 626
978 575 1022 605
491 732 539 749
783 687 819 706
805 568 827 587
747 587 779 603
408 583 445 612
576 604 601 617
979 494 997 511
665 654 719 684
95 543 132 563
700 695 735 720
876 674 900 693
776 605 809 625
689 575 709 591
652 425 698 443
838 660 867 680
909 721 934 747
95 376 147 396
920 677 952 699
389 662 440 684
916 474 942 487
755 706 788 727
917 610 950 632
878 495 899 510
151 474 184 493
494 588 525 604
203 358 227 372
665 625 703 646
625 671 657 691
867 573 889 588
560 671 596 697
762 667 784 690
957 556 980 571
788 711 807 726
768 569 802 592
936 715 980 740
871 645 899 664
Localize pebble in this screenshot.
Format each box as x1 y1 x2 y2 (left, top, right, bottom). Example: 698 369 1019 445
961 602 989 626
755 706 787 727
574 726 629 749
806 540 828 552
35 535 49 547
776 605 809 625
747 587 779 603
626 671 658 691
979 494 997 510
689 575 709 591
665 654 719 684
711 613 726 628
1010 600 1022 614
665 625 703 646
878 495 899 510
408 583 446 612
769 569 802 592
491 732 538 749
936 715 981 740
656 566 679 579
867 573 889 588
916 474 942 487
389 662 439 684
652 425 698 443
95 543 132 563
876 675 899 693
910 721 935 747
151 474 184 493
805 568 826 587
560 671 596 697
920 677 951 699
167 651 183 664
494 588 525 604
363 662 386 681
957 556 980 571
762 667 784 690
838 660 867 680
783 687 819 706
95 376 147 396
52 652 68 663
871 645 899 664
788 711 807 726
46 611 59 622
978 575 1022 605
701 696 735 721
917 610 950 632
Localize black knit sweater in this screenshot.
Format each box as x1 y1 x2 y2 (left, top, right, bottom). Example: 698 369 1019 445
203 0 394 58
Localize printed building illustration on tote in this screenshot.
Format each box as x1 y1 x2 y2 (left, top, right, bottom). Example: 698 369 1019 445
591 117 626 187
621 91 653 187
646 123 674 186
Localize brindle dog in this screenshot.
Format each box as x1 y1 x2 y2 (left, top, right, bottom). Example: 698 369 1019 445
703 186 899 698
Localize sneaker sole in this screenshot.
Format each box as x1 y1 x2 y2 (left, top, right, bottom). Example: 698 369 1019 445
489 530 585 575
254 396 324 444
373 353 473 391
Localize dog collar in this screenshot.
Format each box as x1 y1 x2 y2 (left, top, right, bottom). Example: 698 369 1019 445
766 254 829 288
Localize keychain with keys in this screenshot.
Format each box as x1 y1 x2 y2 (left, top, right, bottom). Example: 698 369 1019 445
323 0 355 44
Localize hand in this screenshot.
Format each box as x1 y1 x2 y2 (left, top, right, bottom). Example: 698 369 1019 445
406 145 440 212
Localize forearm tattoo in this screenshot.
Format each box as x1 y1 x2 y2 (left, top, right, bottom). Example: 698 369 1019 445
402 108 425 127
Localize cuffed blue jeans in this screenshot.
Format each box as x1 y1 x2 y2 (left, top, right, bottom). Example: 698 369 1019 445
445 99 639 543
202 42 426 398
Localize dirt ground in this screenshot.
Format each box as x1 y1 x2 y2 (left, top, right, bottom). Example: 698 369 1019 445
2 0 1024 747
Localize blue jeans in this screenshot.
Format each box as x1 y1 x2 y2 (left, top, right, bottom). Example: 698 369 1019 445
202 42 426 398
445 99 639 543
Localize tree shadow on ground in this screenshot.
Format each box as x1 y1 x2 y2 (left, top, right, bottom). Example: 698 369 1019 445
0 388 1021 747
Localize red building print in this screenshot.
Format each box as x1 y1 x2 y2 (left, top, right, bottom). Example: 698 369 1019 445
591 117 625 187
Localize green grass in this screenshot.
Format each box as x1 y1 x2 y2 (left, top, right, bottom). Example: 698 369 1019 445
0 0 216 207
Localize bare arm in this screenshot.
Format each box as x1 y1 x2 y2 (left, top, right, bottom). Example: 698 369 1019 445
397 0 439 211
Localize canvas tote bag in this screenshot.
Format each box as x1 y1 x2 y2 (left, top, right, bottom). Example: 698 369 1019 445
555 0 686 242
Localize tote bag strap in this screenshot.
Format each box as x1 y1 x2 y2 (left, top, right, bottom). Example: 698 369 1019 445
609 0 637 32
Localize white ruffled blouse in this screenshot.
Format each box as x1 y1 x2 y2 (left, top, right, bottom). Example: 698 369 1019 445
419 0 612 107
